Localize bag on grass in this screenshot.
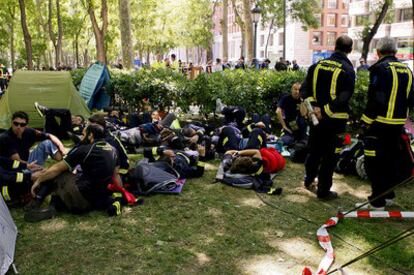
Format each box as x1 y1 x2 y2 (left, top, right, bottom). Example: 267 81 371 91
127 159 179 195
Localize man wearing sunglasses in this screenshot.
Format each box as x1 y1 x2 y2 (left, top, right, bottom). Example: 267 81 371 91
0 111 66 166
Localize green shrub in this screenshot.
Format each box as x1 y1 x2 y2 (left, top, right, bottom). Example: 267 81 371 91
71 68 369 120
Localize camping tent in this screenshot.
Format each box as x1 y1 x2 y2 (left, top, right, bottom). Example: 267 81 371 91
0 71 90 129
79 63 111 110
0 195 17 275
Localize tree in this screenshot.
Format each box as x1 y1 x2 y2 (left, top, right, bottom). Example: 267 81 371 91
222 0 229 61
18 0 33 70
231 0 246 58
360 0 392 60
242 0 253 62
83 0 108 64
48 0 63 67
118 0 133 69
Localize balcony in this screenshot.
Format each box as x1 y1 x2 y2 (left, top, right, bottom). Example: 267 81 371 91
390 22 413 37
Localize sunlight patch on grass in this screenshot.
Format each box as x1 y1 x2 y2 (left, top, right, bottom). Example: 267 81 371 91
39 219 68 233
283 194 310 204
242 255 301 274
207 207 223 217
239 197 265 208
268 238 321 267
331 180 370 199
204 162 218 171
77 221 99 231
195 252 212 265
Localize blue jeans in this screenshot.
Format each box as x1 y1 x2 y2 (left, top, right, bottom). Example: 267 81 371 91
28 140 59 166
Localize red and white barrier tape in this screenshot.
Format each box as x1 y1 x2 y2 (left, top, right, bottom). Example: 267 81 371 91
302 211 414 275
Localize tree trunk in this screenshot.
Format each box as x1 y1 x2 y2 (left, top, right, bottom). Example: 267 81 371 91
231 0 246 58
9 23 15 69
75 34 80 67
361 0 390 60
222 0 229 61
18 0 33 70
56 0 63 66
86 0 108 64
242 0 253 62
83 48 89 67
118 0 133 69
264 17 275 58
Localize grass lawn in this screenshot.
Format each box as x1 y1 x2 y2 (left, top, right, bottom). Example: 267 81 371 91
9 155 414 274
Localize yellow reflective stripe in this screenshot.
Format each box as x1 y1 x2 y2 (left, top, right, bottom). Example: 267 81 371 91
330 68 341 100
119 169 128 175
313 64 322 99
258 135 263 145
247 125 252 132
12 160 20 169
407 70 412 99
375 116 406 125
389 62 407 68
113 134 128 157
197 161 205 167
324 104 349 119
320 60 343 67
177 152 190 164
16 172 23 183
361 114 374 124
152 147 160 160
112 192 122 198
307 97 316 102
223 137 229 146
2 186 11 201
254 165 264 175
113 201 121 215
387 66 399 118
364 150 376 157
335 147 342 154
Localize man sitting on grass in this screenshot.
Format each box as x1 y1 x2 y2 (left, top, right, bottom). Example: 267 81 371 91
25 124 122 222
0 111 66 166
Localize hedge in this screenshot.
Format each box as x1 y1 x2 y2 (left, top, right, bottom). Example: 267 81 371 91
71 68 369 121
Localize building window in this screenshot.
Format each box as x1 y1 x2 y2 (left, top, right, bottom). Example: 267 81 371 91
327 0 337 9
269 34 274 46
260 35 265 47
355 15 369 26
327 14 336 27
397 8 413 22
341 15 348 27
327 32 336 46
279 33 284 46
312 32 323 45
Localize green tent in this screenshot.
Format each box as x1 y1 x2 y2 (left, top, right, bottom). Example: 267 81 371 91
0 71 90 129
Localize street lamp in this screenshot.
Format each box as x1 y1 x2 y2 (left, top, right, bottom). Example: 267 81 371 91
251 5 262 65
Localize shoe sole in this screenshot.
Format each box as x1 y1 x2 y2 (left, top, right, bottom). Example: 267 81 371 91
34 102 44 118
24 208 56 222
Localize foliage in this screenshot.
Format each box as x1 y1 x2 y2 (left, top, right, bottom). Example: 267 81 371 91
71 68 371 121
258 0 321 30
350 71 369 121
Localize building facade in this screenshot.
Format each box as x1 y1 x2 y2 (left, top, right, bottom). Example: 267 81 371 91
309 0 350 63
211 0 352 67
348 0 413 64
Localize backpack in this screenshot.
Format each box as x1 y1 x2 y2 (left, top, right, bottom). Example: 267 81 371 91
128 159 179 195
290 140 308 163
335 140 364 175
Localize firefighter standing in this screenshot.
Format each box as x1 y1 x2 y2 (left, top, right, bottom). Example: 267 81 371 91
301 35 355 200
357 38 414 210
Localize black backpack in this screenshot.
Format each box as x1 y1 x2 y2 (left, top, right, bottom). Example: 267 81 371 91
335 140 364 175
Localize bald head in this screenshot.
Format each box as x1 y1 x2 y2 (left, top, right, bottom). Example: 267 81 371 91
335 35 353 54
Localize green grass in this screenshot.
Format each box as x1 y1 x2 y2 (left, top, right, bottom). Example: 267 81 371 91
9 158 414 274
